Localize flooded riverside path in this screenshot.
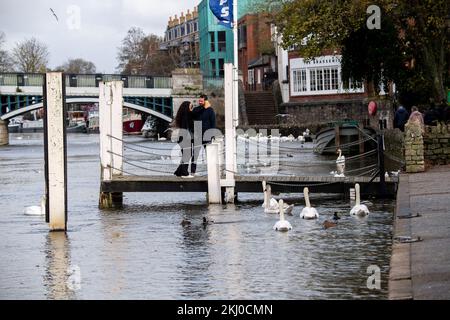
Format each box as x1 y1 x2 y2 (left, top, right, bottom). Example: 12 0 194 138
0 133 394 299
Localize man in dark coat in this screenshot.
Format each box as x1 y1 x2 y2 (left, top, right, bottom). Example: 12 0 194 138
190 95 216 175
394 105 409 132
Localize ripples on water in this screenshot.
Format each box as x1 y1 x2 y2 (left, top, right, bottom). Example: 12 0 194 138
0 133 394 299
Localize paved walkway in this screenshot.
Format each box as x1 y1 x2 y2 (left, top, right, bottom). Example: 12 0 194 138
389 165 450 299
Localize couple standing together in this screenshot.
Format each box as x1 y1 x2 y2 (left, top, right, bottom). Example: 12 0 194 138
173 95 216 178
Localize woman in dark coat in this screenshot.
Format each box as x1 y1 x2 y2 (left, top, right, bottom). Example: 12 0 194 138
173 101 194 177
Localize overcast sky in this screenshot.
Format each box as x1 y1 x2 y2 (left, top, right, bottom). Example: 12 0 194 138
0 0 199 73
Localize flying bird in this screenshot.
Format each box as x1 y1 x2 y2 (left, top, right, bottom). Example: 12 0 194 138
50 8 59 22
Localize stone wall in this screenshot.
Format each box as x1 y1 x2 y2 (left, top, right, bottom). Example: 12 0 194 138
280 98 394 129
404 122 425 173
423 123 450 166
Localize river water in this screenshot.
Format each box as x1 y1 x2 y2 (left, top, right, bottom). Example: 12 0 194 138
0 133 394 299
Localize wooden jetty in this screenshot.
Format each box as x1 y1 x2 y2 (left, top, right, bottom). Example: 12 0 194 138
101 174 397 198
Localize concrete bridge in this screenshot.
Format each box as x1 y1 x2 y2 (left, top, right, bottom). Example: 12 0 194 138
0 72 174 122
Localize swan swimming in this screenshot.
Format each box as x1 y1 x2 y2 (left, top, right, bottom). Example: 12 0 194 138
300 187 319 219
24 195 46 216
273 199 292 232
350 183 370 216
262 181 294 215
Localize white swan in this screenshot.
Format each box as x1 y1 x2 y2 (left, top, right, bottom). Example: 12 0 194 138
336 148 345 164
273 200 292 232
262 181 294 215
300 187 319 219
336 148 345 175
350 183 370 216
297 135 305 143
24 195 46 216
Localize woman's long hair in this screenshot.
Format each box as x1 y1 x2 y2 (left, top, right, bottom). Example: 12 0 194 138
174 101 191 129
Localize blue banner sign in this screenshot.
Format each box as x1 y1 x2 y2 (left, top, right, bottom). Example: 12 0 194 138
209 0 233 29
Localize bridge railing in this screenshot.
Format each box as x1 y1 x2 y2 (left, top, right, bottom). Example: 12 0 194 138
0 73 172 89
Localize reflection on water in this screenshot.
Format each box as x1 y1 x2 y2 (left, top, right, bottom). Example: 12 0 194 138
44 232 75 300
0 133 394 299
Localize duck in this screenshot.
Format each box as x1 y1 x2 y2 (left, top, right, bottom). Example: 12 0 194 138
333 212 341 221
323 220 338 229
350 183 370 217
24 195 46 216
273 200 292 232
300 187 319 219
262 181 294 215
157 133 167 141
180 219 191 227
202 217 214 227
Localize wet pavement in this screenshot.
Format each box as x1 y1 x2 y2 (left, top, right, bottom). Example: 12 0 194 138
389 165 450 299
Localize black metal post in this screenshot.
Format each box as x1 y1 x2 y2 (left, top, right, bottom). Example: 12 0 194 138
377 134 387 196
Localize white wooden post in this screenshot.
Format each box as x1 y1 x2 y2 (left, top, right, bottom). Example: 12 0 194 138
99 81 123 208
44 72 67 231
99 81 123 180
222 63 236 202
206 142 222 204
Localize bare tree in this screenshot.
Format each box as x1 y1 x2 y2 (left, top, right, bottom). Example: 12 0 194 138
55 58 96 74
0 31 13 72
12 37 49 73
116 27 147 74
116 27 178 75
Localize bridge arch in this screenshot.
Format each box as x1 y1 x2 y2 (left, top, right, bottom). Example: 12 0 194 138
0 97 172 122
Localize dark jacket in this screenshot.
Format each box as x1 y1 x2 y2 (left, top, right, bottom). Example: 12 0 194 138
192 105 216 142
176 110 193 144
394 107 409 131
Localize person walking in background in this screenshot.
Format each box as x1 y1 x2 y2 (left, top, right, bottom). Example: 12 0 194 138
191 94 216 176
173 101 194 178
407 106 424 133
394 105 409 132
424 104 439 126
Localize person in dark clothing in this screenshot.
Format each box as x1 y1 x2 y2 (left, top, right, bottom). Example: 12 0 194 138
190 95 216 175
394 105 410 132
423 105 439 126
173 101 194 177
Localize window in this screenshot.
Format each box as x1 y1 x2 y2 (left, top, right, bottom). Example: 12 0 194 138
324 68 331 90
238 25 247 49
291 56 364 95
210 32 215 52
218 31 226 52
218 59 224 77
210 59 216 76
293 70 307 92
194 22 197 32
331 69 339 90
186 23 191 34
248 69 254 84
181 26 185 36
310 70 316 91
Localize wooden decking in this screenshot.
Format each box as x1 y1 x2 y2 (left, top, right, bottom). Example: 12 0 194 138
101 174 397 197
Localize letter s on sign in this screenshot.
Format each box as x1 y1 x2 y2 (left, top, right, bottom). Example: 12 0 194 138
221 6 229 18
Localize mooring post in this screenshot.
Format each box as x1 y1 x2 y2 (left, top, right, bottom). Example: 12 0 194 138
0 120 9 146
377 133 387 196
206 142 222 204
44 72 67 231
222 63 236 203
358 122 365 154
335 124 340 149
99 81 124 209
